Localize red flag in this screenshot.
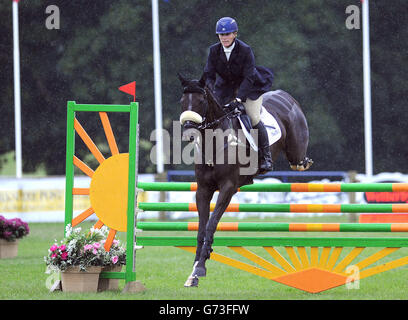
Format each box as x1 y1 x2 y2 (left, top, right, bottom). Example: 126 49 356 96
118 81 136 102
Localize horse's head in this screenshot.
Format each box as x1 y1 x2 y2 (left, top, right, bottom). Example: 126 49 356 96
178 73 208 134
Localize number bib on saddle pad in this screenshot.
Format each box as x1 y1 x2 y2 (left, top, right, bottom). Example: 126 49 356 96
259 106 282 146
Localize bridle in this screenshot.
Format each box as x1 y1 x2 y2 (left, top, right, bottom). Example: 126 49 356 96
182 85 241 131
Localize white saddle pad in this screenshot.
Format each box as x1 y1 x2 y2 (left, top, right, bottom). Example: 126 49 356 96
260 106 282 146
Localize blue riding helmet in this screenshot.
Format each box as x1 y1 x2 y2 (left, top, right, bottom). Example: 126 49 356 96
216 17 238 34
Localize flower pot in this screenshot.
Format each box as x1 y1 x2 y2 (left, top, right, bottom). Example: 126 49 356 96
98 265 122 291
0 239 18 259
61 266 102 293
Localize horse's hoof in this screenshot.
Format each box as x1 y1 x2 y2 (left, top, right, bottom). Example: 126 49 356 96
290 157 313 171
184 276 199 287
193 266 207 277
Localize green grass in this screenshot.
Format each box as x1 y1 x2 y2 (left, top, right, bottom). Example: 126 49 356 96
1 219 408 300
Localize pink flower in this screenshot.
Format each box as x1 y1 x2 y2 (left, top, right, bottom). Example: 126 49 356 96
51 253 57 258
61 252 68 260
4 231 12 239
92 249 98 255
50 244 58 252
59 245 66 251
84 244 93 251
111 256 118 264
93 242 100 249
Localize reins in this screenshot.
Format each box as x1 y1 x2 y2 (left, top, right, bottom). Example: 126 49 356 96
182 85 241 130
198 108 240 130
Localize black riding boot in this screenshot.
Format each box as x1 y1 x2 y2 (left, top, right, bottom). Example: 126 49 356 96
254 121 273 172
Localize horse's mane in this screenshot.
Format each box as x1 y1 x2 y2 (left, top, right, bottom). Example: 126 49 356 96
180 75 225 122
182 80 206 95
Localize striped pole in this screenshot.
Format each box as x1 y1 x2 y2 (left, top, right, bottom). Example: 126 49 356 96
138 202 408 213
136 236 408 247
137 182 408 192
137 221 408 232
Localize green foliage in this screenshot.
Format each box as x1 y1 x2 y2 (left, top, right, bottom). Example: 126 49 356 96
0 0 407 174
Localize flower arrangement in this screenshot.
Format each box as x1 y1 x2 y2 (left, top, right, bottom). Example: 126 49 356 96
0 215 30 242
101 238 126 267
45 224 126 273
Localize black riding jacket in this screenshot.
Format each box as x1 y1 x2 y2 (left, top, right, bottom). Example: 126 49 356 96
203 39 274 105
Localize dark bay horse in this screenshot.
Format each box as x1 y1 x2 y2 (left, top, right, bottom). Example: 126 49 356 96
178 74 313 287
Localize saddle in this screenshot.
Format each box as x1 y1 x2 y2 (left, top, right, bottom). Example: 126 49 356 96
235 106 282 152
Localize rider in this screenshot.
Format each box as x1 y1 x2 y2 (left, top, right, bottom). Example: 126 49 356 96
203 16 274 172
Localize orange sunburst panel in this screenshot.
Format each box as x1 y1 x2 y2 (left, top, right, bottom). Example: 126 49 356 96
72 188 90 195
177 245 408 293
104 229 117 252
93 220 104 229
73 156 94 178
99 112 119 156
72 207 95 227
74 118 105 164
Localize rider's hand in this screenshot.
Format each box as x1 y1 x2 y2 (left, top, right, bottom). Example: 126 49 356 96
228 98 245 113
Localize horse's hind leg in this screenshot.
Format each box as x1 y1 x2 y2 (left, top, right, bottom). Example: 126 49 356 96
184 187 214 287
285 109 313 171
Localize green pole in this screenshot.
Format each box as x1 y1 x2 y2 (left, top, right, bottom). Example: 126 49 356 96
138 181 194 191
64 101 76 235
125 102 139 283
137 236 408 248
137 202 407 213
136 182 408 192
136 222 403 232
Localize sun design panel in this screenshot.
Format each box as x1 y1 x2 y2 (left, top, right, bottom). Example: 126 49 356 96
69 112 127 251
177 245 408 293
64 102 140 284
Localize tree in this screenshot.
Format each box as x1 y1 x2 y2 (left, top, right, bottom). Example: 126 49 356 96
1 0 407 175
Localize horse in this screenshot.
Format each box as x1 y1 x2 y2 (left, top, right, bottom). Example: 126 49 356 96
178 74 313 287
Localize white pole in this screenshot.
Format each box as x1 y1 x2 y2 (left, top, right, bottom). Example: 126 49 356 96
13 0 22 178
362 0 373 177
152 0 164 174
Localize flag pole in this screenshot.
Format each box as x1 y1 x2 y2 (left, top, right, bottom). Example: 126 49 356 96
13 0 22 178
362 0 373 177
152 0 164 174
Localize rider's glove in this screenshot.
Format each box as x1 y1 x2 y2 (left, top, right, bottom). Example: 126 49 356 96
224 98 245 113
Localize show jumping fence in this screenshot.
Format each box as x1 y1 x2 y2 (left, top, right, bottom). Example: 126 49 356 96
135 182 408 293
64 102 408 294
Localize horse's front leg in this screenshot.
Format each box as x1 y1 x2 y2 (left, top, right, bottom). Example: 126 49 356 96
184 187 214 287
194 182 237 278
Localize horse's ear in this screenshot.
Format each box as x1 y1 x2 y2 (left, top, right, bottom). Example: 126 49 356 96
177 72 188 87
198 74 206 88
205 86 221 107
